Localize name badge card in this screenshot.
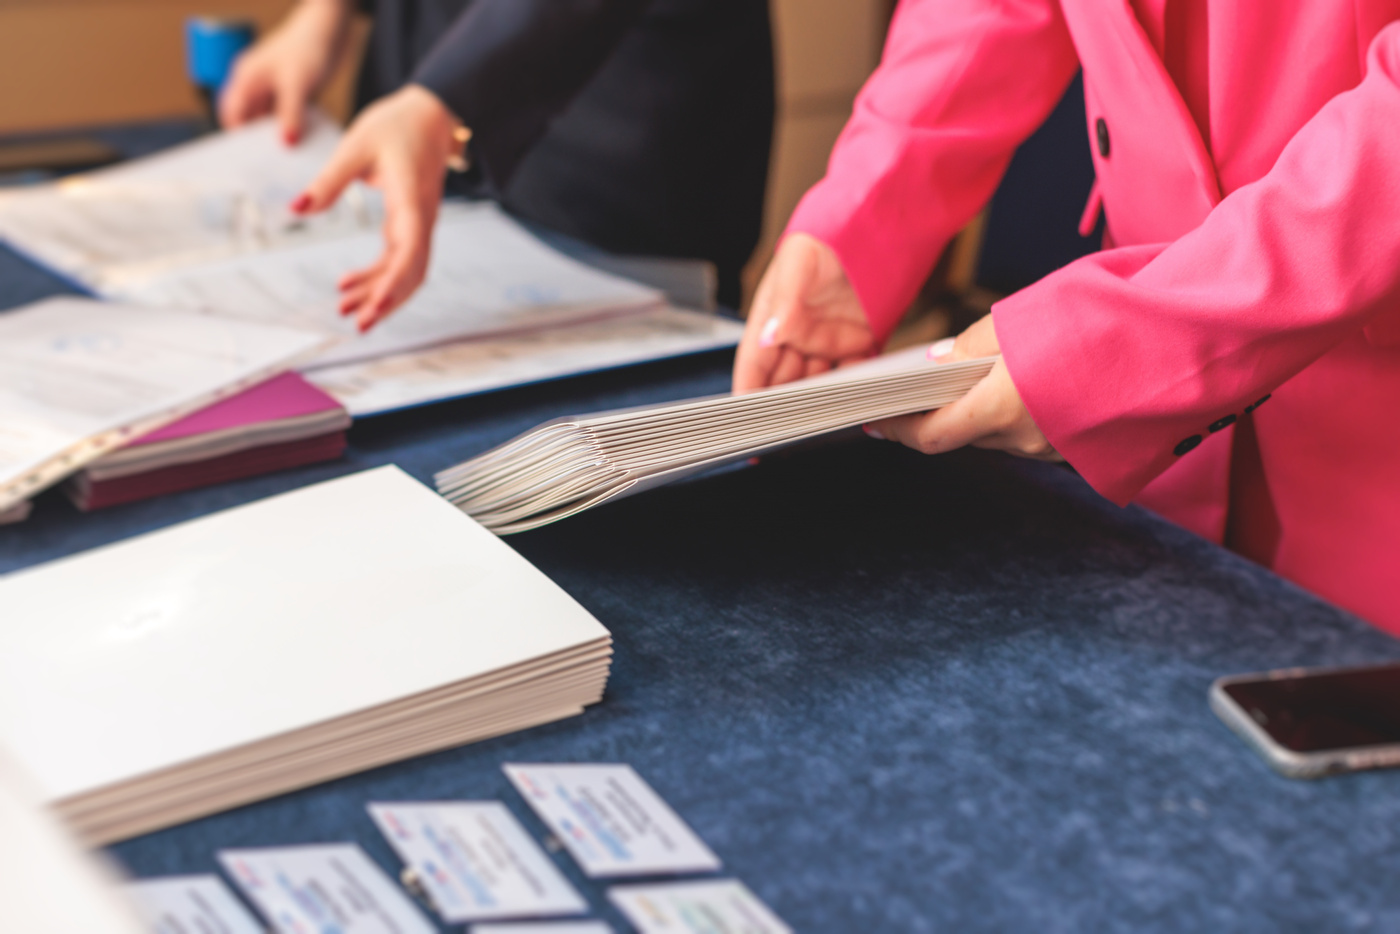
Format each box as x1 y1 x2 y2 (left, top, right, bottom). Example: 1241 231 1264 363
218 843 434 934
503 764 720 878
471 923 614 934
124 875 262 934
368 801 587 922
608 880 790 934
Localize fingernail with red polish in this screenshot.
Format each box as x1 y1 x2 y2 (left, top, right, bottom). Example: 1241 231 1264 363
759 316 780 348
863 424 886 441
289 193 312 213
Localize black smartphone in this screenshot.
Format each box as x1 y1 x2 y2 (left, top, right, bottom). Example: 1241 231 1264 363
1211 661 1400 778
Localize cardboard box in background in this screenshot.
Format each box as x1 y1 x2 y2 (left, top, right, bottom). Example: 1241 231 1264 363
743 0 892 306
0 0 367 133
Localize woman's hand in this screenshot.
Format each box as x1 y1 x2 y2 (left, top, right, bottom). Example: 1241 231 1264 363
868 313 1061 461
219 0 353 144
289 84 460 332
732 233 877 392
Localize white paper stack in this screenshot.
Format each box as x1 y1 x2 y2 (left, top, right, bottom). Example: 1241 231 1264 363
0 747 144 934
437 346 997 533
0 466 611 844
0 296 326 513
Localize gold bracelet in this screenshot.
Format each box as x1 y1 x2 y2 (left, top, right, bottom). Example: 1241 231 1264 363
447 124 473 173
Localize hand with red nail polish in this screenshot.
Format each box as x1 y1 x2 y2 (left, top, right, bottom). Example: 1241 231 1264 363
298 84 459 332
733 233 875 394
218 0 354 143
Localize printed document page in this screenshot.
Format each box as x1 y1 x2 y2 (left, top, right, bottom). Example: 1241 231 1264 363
308 306 743 416
119 201 664 369
0 297 324 511
0 114 379 290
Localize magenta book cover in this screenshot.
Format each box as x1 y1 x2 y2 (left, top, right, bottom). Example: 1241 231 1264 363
131 372 344 448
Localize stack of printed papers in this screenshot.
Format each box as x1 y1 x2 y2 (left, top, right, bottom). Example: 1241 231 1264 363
437 346 997 533
0 467 612 844
0 296 325 514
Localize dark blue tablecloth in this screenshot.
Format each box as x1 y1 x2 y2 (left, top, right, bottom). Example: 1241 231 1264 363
4 236 1400 930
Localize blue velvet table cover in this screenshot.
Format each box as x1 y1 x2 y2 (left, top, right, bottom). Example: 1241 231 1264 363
4 238 1400 931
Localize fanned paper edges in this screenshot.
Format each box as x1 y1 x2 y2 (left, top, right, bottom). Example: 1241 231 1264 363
438 349 998 533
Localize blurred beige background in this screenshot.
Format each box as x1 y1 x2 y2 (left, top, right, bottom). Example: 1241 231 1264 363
0 0 894 304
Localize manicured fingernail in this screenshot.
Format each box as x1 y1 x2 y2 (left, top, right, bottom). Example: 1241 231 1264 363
289 193 311 213
758 316 780 348
927 337 956 360
863 424 886 441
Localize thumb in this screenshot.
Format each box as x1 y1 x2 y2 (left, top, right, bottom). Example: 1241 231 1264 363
931 313 1001 362
757 241 819 348
292 136 366 215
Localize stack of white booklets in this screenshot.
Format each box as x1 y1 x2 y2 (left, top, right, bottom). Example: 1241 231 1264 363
0 466 611 844
438 346 997 533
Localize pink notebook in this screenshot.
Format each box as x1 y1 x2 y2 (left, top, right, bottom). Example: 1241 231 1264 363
132 371 343 447
68 372 351 510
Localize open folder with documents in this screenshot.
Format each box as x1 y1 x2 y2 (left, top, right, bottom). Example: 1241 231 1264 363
0 466 611 844
0 297 325 513
0 115 668 369
437 347 997 533
0 116 744 417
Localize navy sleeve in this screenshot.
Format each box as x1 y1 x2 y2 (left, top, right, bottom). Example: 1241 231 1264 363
411 0 651 188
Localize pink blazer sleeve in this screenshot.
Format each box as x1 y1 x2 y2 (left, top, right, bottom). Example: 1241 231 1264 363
784 0 1080 341
994 22 1400 506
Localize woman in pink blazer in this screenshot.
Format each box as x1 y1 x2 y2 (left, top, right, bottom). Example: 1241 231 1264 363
734 1 1400 633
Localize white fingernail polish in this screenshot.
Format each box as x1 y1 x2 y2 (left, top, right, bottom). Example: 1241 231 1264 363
927 337 956 360
759 316 781 348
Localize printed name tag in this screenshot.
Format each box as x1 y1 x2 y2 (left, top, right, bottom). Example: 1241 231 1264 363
609 880 791 934
368 801 587 922
503 764 720 878
124 875 262 934
218 843 434 934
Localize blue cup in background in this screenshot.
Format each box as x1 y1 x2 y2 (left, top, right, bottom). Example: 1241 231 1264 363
185 17 256 127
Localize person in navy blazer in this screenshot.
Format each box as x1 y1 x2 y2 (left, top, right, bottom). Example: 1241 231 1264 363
222 0 773 321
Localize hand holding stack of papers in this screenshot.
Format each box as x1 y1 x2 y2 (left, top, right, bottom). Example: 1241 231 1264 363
436 347 997 533
0 467 612 844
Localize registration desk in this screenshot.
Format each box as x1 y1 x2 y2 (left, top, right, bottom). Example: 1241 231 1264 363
3 234 1399 930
